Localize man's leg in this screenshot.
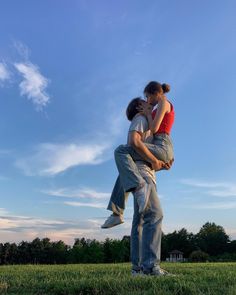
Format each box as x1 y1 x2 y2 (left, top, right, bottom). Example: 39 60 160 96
141 178 163 273
130 193 142 275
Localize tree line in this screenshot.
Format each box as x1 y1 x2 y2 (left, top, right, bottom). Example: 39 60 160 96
0 222 236 265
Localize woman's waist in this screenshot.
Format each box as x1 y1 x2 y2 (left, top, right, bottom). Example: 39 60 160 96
153 132 171 140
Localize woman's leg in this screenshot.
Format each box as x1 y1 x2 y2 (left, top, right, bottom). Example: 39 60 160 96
114 136 174 193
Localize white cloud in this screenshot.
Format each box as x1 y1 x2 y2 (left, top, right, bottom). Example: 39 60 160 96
0 208 9 215
0 209 132 244
64 201 106 209
15 142 110 176
14 62 50 110
0 63 10 82
180 178 230 188
13 40 30 60
189 201 236 210
180 178 236 197
42 187 110 199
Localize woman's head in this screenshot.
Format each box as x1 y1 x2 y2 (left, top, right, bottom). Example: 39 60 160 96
126 97 145 121
144 81 170 105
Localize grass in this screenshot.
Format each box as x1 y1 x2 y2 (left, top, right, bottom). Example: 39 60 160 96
0 262 236 295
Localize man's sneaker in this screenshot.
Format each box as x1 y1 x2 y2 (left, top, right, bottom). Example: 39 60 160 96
144 267 175 277
133 182 152 214
131 269 142 277
101 214 124 229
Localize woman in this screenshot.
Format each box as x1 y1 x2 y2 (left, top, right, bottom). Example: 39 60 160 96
139 81 174 167
102 81 174 228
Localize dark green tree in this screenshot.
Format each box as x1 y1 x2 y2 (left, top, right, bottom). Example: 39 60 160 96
196 222 229 256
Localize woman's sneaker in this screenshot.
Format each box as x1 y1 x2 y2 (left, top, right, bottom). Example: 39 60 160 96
101 214 124 229
133 182 152 214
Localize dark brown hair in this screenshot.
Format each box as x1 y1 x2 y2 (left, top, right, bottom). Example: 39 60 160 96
126 97 145 121
144 81 170 95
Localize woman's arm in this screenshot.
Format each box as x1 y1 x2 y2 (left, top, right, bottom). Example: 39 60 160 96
147 100 169 134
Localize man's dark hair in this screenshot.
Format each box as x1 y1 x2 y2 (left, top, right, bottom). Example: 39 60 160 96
126 97 145 121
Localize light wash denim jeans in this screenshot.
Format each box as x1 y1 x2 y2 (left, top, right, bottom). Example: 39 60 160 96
107 175 129 215
115 133 173 193
107 134 173 214
131 176 163 272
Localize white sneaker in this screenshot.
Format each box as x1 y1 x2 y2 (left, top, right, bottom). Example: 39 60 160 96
101 214 124 229
145 268 175 277
133 182 152 214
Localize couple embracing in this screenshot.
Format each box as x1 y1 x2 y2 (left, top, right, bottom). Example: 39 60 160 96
101 81 175 276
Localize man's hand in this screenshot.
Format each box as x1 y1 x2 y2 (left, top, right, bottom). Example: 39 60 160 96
151 159 166 171
163 158 174 170
151 158 174 171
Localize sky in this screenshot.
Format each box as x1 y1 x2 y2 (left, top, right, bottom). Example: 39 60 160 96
0 0 236 245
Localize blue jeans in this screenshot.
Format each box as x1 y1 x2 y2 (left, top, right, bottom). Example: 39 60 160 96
107 134 173 214
115 134 173 193
131 176 163 271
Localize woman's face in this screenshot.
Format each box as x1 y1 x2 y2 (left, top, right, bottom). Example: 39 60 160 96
145 92 162 106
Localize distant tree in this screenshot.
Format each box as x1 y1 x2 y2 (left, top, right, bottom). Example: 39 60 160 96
86 240 104 263
103 237 130 263
196 222 229 256
121 236 130 262
50 240 69 264
17 241 31 264
30 238 43 264
161 228 197 259
0 243 3 264
103 238 113 263
227 240 236 253
1 243 11 265
189 250 209 262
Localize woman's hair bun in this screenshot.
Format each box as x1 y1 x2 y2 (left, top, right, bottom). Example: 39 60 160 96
162 83 170 93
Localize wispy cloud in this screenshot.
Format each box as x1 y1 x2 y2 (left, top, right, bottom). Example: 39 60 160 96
0 208 9 216
0 209 132 244
14 62 50 110
180 178 230 188
0 63 10 83
188 201 236 210
13 40 30 60
64 201 106 209
15 142 110 176
42 187 110 199
180 178 236 197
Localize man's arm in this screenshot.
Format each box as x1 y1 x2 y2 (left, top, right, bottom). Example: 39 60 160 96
128 131 165 171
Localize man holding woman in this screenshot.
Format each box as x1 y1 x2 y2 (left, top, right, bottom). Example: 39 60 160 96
102 81 175 276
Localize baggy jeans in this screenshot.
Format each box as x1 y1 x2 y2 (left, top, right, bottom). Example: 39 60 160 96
107 134 173 214
131 176 163 272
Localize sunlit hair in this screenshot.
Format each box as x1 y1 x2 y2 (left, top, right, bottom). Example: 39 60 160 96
144 81 170 95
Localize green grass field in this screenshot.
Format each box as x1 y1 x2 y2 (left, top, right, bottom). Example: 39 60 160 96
0 262 236 295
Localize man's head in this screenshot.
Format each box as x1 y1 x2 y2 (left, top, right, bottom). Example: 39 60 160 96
126 97 146 121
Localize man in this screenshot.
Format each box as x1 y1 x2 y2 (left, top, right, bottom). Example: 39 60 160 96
102 98 171 276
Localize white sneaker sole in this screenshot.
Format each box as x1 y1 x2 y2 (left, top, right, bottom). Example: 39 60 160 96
101 220 124 229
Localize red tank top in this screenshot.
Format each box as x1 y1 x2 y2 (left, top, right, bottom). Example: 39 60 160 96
152 101 174 135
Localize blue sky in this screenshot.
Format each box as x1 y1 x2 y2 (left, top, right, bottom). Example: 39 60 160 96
0 0 236 245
